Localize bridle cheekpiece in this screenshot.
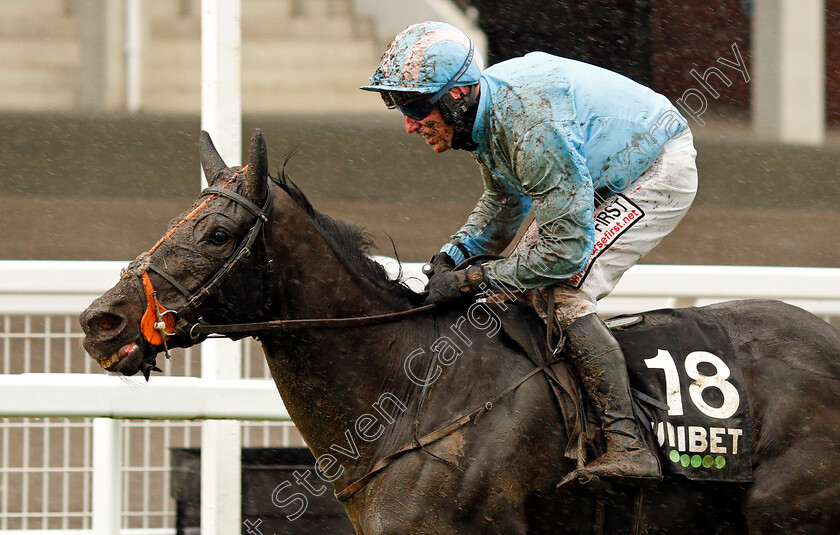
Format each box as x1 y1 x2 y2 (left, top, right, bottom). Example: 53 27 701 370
123 166 274 357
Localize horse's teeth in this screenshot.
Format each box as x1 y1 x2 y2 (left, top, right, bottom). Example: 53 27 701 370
99 353 119 369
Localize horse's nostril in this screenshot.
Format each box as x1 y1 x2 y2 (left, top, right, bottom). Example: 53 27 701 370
95 313 123 333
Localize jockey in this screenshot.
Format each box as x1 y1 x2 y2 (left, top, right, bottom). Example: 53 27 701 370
361 21 697 483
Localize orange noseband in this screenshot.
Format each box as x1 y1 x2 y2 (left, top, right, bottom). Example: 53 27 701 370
139 271 176 347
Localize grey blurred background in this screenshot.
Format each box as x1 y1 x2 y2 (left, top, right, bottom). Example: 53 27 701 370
1 0 838 267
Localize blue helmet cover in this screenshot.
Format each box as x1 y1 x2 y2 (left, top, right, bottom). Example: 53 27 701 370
361 21 484 95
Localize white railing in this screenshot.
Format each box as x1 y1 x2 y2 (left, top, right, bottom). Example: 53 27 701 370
0 261 296 533
4 259 840 317
0 374 288 535
1 259 839 533
375 258 840 320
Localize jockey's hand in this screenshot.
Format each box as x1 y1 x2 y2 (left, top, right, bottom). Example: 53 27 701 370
424 265 488 305
423 252 456 280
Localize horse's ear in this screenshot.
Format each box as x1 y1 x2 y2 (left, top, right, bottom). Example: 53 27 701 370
244 129 268 201
199 130 228 186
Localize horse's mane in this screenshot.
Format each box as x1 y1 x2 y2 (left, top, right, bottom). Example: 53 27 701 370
269 166 423 307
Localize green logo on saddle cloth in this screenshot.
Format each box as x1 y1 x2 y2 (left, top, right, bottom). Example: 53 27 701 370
669 450 727 469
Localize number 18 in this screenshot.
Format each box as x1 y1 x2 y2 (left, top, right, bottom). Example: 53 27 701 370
644 349 739 420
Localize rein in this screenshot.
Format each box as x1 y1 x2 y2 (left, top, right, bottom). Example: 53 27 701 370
129 162 494 349
188 303 437 336
128 166 442 351
187 254 502 337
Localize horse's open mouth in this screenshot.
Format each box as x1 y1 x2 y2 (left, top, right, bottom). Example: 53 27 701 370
98 341 145 373
96 338 163 380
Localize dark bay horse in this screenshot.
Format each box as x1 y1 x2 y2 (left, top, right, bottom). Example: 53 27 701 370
80 130 840 534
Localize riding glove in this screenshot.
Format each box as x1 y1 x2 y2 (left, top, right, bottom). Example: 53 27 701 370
424 264 488 305
427 252 456 276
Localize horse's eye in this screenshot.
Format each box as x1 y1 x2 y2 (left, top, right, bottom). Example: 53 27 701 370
208 229 231 245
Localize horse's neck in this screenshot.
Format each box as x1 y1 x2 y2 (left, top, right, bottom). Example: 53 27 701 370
260 317 429 486
259 191 573 488
261 194 422 477
270 204 405 322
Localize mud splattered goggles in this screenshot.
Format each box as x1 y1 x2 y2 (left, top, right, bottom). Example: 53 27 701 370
380 91 437 121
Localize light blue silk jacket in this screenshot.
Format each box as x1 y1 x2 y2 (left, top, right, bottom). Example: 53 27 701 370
441 52 688 291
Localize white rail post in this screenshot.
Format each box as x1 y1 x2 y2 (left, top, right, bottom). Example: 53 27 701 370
80 0 125 111
124 0 143 112
752 0 826 145
92 418 123 535
201 0 243 172
200 1 243 534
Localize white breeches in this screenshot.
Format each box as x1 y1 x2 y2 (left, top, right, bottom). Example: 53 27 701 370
516 128 698 328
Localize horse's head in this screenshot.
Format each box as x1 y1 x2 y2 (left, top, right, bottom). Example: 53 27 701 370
79 129 273 378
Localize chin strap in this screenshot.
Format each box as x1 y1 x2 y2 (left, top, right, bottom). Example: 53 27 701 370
452 121 478 151
443 90 479 151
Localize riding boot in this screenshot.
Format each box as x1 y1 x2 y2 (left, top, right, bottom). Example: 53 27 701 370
564 313 661 482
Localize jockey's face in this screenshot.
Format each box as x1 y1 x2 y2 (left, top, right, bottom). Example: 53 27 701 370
404 107 455 153
400 85 477 153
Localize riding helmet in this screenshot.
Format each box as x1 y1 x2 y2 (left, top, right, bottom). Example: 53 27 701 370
360 21 484 102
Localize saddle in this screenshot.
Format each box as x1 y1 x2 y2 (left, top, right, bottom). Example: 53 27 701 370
493 297 754 485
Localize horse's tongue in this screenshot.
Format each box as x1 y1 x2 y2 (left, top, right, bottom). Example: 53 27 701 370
120 342 138 358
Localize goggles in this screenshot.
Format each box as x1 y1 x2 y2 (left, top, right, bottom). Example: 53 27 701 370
380 91 436 121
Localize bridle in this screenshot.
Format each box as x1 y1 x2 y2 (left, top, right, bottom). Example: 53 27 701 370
125 168 436 356
124 167 494 355
124 166 275 356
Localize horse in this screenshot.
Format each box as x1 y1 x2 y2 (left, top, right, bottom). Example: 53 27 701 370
80 129 840 534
